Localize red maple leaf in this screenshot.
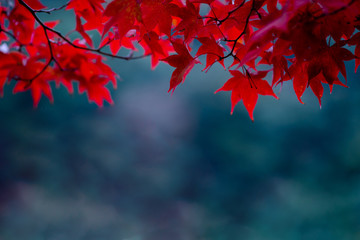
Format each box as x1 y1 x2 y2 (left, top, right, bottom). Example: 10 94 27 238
196 36 226 72
161 40 199 93
103 0 142 41
215 70 277 121
78 75 114 107
0 52 25 96
11 59 54 107
139 31 173 69
8 1 37 44
141 0 176 37
173 0 205 43
67 0 105 31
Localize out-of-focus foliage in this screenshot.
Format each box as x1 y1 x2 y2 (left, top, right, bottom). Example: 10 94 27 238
1 0 360 119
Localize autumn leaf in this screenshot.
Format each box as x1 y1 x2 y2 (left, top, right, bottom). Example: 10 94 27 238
141 0 176 37
196 36 225 72
0 52 25 96
8 1 36 44
139 31 173 69
103 0 142 41
11 59 54 107
78 75 114 107
173 0 205 43
67 0 105 31
161 40 199 93
215 70 278 121
75 15 93 47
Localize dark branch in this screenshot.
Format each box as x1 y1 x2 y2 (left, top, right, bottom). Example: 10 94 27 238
33 1 70 14
15 0 149 85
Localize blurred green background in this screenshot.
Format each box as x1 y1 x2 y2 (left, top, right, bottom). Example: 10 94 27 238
1 1 360 239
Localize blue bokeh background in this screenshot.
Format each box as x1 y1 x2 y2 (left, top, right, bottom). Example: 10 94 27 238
1 1 360 239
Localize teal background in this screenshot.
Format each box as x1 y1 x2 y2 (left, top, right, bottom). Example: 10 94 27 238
1 0 360 239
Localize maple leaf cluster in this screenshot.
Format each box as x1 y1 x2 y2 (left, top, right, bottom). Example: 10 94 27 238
0 0 359 120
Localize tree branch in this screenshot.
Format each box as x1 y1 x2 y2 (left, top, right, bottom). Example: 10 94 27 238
16 0 149 85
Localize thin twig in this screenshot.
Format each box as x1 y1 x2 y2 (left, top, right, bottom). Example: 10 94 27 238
15 0 149 85
219 0 256 61
34 1 70 14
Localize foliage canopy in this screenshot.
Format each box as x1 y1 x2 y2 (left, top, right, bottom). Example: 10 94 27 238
0 0 359 120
